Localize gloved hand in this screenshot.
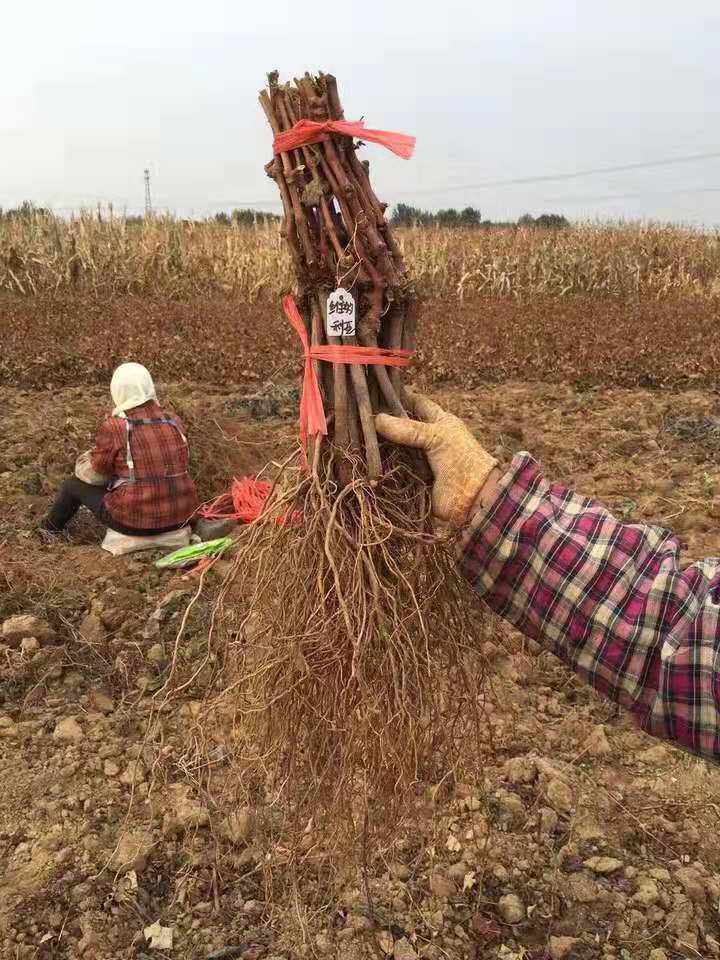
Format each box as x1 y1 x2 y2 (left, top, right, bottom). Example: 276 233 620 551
375 393 499 528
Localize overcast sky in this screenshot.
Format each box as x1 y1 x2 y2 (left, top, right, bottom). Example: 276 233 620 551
3 0 720 224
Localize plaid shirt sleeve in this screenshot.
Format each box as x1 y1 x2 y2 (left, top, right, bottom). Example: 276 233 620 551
90 418 121 477
458 453 720 763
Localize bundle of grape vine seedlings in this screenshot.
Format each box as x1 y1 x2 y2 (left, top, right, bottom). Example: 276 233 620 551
211 72 488 837
260 69 418 478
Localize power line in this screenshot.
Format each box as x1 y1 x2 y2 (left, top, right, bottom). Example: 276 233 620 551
537 184 720 205
6 149 720 216
398 150 720 196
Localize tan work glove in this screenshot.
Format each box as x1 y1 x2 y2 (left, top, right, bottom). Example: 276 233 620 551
375 393 499 529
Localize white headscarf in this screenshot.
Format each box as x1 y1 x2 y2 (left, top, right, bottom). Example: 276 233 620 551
110 362 157 417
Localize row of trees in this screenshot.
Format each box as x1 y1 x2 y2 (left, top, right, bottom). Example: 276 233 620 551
391 204 483 227
213 208 280 226
2 200 568 230
0 201 51 220
0 202 281 226
390 203 569 229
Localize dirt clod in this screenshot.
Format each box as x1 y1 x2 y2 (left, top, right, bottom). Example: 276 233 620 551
584 856 623 875
545 777 574 813
550 936 580 959
2 614 56 646
498 893 526 924
53 716 83 741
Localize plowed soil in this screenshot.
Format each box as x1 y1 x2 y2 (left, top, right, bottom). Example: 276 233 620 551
2 293 719 390
2 359 720 959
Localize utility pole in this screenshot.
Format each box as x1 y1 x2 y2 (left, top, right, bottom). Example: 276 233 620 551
144 168 152 217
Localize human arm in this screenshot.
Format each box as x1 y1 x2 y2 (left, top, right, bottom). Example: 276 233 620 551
89 419 121 479
376 395 720 763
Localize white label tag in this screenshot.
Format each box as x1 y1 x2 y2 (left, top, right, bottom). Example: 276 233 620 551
326 287 356 338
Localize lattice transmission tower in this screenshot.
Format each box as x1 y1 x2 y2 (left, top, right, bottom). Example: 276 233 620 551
144 168 152 216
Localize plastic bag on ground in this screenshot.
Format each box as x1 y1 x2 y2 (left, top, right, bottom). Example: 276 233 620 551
102 526 192 557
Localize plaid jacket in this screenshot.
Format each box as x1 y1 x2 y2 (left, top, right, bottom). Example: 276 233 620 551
458 454 720 763
91 401 198 531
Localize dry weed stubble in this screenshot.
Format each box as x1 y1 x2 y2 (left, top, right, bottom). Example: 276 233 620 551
4 214 720 300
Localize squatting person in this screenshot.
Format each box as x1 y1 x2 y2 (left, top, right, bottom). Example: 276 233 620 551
376 393 720 764
41 362 198 539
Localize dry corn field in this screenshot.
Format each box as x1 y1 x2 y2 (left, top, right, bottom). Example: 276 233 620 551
3 213 720 300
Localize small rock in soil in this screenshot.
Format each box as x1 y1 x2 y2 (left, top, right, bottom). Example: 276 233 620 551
20 637 40 656
498 893 525 924
314 933 333 954
377 930 394 955
143 589 190 638
584 856 623 875
566 874 599 903
538 807 559 834
637 744 669 764
144 920 173 950
675 865 706 903
503 755 538 784
493 790 526 829
194 517 240 541
53 717 83 742
575 817 605 841
585 724 611 757
545 777 574 814
633 877 660 906
119 759 146 786
393 938 418 960
205 948 254 960
549 936 580 960
2 614 56 646
112 827 154 873
147 643 165 664
447 861 469 881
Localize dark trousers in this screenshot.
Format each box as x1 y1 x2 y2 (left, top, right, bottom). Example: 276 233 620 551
42 477 183 537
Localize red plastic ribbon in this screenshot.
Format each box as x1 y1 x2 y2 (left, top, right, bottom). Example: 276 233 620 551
283 295 412 446
273 119 415 160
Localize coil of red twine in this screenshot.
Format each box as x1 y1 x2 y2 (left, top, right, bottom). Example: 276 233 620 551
199 476 273 523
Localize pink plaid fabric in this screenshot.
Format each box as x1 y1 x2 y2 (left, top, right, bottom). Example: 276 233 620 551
458 454 720 763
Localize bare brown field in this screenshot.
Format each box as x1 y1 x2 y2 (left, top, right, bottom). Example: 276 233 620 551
2 291 718 390
2 380 720 959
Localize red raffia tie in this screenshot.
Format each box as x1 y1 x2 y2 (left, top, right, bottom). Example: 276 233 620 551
273 119 415 160
283 295 412 447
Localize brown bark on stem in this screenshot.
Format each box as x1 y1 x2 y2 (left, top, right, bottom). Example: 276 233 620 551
260 71 419 484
